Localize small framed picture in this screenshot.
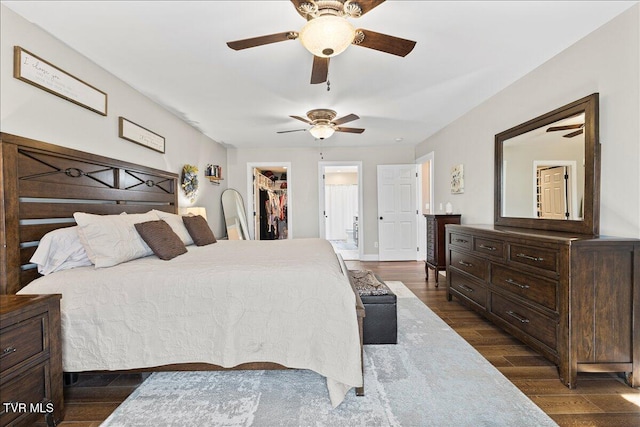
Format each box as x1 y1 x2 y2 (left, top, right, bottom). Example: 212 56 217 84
451 164 464 194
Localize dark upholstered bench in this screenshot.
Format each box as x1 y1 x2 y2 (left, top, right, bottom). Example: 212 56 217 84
348 270 397 345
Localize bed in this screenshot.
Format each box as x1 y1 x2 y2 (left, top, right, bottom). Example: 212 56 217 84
0 133 364 408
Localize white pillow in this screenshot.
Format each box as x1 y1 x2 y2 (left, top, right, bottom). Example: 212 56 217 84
151 209 194 246
74 211 158 268
30 226 93 275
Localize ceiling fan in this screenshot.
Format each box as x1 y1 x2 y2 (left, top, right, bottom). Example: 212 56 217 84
546 123 585 138
277 109 365 139
227 0 416 84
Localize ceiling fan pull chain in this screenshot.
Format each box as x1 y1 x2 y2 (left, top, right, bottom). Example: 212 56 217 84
326 79 330 92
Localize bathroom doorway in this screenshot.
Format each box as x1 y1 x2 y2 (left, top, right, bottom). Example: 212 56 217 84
318 161 362 260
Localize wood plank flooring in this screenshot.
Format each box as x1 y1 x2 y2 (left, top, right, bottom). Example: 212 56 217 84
36 261 639 426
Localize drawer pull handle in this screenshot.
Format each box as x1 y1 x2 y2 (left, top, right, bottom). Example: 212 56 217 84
479 244 496 251
506 310 530 323
1 346 17 356
505 279 530 290
458 284 474 293
458 260 473 267
455 239 469 244
516 253 544 262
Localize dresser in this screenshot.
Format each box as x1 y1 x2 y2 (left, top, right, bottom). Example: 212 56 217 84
446 224 639 389
0 294 64 426
425 214 461 285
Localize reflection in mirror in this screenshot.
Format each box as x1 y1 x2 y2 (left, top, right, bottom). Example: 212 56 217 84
502 112 585 220
495 93 600 235
221 189 251 240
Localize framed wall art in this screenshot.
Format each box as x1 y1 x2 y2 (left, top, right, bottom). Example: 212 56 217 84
451 164 464 194
118 117 165 153
13 46 108 116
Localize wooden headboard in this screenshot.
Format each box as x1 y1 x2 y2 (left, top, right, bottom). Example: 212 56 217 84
0 133 179 294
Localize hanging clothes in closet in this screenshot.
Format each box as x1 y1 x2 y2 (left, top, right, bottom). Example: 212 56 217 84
259 189 287 240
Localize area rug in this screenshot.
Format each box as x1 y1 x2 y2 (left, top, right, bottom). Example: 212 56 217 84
101 282 557 427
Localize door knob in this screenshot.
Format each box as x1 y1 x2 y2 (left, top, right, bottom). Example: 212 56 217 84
379 217 383 220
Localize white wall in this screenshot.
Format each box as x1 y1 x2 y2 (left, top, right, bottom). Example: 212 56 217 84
0 5 228 237
415 4 640 238
227 145 415 256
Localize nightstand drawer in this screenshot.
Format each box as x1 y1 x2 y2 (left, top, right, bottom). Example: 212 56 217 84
0 362 48 426
0 315 46 371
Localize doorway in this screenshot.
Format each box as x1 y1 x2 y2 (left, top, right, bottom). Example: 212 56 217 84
416 152 434 261
318 161 362 260
246 162 292 240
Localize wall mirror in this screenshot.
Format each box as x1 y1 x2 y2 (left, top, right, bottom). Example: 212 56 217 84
221 189 251 240
495 93 600 235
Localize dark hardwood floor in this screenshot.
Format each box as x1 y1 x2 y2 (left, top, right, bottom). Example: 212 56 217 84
36 261 639 426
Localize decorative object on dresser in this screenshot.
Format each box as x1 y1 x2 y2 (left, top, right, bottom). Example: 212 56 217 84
425 214 461 286
446 93 638 390
0 294 64 426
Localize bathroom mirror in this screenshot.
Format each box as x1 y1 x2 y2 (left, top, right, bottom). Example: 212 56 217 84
495 93 600 235
221 189 251 240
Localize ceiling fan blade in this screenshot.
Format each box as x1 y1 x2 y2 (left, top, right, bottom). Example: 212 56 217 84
357 0 387 16
277 129 307 134
335 127 365 134
563 129 584 138
310 56 330 84
290 115 313 124
354 29 416 57
333 114 360 126
227 32 298 50
546 123 584 132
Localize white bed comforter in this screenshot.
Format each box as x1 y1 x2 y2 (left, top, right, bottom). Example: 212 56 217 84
18 238 362 407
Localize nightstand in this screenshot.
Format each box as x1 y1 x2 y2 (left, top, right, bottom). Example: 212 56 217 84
0 294 64 426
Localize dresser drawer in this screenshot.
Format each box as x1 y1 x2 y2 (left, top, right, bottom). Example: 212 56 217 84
449 270 487 309
491 293 557 350
509 244 558 273
450 250 488 281
448 232 472 250
0 362 48 426
491 264 557 311
0 315 46 372
473 237 505 258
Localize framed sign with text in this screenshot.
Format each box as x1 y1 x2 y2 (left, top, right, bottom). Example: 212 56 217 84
118 117 165 153
14 46 108 116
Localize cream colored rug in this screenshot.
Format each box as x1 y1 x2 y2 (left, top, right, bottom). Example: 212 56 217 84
102 282 557 426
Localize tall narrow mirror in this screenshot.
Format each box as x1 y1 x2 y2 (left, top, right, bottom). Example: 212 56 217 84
221 189 250 240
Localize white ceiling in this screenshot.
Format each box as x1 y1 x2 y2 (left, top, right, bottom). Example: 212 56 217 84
3 1 636 149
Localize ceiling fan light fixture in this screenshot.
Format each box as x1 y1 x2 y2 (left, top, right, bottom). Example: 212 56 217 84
309 124 335 140
299 15 355 58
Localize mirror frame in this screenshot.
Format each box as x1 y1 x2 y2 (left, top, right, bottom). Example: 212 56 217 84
494 93 600 235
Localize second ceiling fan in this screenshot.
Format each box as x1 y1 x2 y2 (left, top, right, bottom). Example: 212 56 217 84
278 109 365 140
227 0 416 84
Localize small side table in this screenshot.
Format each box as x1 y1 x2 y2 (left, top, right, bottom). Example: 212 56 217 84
425 214 461 286
0 294 64 426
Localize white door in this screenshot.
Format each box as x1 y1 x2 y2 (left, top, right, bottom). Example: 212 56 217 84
377 164 418 261
538 166 569 219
